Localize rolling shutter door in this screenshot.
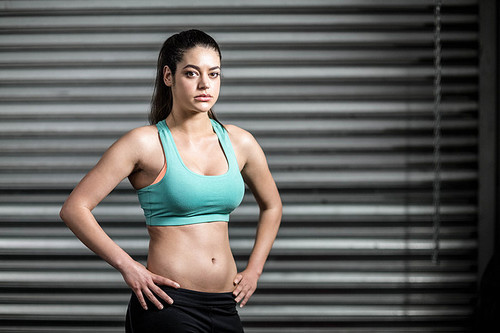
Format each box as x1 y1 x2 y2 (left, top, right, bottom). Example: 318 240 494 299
0 0 478 332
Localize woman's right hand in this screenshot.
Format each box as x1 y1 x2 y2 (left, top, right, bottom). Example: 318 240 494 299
120 260 181 310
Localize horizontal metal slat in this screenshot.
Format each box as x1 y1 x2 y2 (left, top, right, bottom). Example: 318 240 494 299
0 170 478 190
0 101 479 118
0 49 478 67
0 136 478 154
0 271 476 288
0 258 477 272
0 32 478 50
0 292 474 307
0 66 479 83
0 303 473 321
0 236 477 257
1 202 479 218
0 153 477 171
0 187 476 204
0 13 478 31
0 0 478 12
0 86 479 105
0 119 479 136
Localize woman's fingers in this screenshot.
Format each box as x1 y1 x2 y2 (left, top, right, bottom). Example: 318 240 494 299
122 262 181 311
133 288 149 311
135 285 173 311
150 284 174 306
233 283 243 298
233 273 243 285
132 278 179 310
233 271 259 307
143 274 180 310
234 283 251 303
239 287 254 307
143 287 165 310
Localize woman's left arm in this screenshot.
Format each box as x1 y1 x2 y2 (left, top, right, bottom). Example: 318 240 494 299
230 127 282 308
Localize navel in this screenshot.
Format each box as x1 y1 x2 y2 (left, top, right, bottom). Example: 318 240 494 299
211 257 216 264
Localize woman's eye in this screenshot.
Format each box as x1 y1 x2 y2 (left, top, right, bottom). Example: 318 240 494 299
210 72 220 78
185 71 197 77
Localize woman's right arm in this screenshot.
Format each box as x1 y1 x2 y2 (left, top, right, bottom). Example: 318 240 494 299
59 126 180 310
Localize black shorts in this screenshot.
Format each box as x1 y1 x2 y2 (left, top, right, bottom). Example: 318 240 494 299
125 285 245 333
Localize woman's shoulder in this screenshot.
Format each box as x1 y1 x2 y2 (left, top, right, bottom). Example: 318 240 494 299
126 123 158 137
223 124 265 165
116 124 159 152
224 123 268 169
224 123 258 149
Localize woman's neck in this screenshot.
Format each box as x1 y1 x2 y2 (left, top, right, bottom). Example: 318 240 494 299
165 112 214 139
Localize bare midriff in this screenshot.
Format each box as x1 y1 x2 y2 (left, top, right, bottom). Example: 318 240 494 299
146 221 237 293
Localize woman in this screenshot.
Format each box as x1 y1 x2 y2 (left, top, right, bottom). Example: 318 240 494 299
59 29 282 332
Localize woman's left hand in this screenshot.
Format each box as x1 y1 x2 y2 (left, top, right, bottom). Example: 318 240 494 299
232 268 260 307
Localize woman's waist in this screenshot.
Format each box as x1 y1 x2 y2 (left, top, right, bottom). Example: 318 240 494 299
147 241 235 267
147 253 238 292
146 225 237 292
147 221 231 255
147 241 236 272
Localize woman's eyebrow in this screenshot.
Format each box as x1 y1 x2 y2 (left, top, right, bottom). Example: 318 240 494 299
182 64 221 71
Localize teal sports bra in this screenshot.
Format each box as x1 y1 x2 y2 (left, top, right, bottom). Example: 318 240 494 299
136 119 245 226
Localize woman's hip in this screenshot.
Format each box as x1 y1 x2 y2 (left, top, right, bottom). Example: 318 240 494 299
125 285 244 333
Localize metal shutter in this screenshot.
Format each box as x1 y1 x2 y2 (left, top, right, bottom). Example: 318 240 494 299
0 0 478 332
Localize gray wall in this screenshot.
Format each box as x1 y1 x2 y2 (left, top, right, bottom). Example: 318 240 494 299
0 1 480 332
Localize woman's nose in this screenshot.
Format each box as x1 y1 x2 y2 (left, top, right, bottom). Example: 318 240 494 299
198 75 210 89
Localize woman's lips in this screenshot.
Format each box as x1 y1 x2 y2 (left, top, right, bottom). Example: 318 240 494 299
194 95 212 102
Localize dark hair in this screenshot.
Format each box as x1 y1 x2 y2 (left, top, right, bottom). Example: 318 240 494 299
149 29 223 125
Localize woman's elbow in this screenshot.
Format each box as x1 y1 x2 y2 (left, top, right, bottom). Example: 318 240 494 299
59 201 71 223
59 200 79 225
268 199 283 221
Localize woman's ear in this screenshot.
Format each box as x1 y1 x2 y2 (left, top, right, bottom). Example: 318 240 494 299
163 65 173 87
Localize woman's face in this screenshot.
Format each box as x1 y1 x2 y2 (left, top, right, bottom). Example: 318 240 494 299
165 46 221 115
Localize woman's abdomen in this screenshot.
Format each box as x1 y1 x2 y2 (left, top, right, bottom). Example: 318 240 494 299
146 221 238 292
